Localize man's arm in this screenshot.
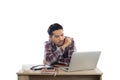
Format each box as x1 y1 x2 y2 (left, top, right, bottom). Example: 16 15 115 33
58 38 76 65
44 41 63 65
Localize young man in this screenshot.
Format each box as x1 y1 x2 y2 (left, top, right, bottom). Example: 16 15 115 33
44 23 76 66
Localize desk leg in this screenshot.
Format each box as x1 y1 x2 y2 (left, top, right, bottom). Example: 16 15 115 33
18 75 29 80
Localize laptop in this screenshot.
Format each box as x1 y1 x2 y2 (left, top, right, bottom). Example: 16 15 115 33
60 51 101 72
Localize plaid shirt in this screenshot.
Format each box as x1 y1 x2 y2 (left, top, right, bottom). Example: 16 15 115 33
44 37 76 65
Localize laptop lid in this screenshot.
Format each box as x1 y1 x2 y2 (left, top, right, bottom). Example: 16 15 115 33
63 51 101 72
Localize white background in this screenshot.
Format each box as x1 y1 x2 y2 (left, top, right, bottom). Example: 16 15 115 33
0 0 120 80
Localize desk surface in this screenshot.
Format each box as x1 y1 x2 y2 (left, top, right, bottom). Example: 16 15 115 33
17 68 103 76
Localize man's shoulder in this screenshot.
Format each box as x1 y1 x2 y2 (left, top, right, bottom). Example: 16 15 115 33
44 40 54 46
66 36 74 41
44 41 51 44
45 40 50 43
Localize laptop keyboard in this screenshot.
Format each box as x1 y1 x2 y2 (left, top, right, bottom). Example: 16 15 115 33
60 67 69 70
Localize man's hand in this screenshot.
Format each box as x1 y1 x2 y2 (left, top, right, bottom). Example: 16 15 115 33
61 37 71 50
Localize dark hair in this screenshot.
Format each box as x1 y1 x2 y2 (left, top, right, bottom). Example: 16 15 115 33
47 23 63 35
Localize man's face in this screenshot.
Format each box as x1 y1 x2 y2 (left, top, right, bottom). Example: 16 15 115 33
50 29 65 46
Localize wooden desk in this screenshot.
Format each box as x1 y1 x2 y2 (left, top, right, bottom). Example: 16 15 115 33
17 68 103 80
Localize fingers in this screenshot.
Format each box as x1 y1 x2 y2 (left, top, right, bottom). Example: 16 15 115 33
64 37 71 46
61 37 71 50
